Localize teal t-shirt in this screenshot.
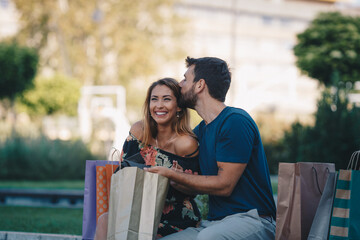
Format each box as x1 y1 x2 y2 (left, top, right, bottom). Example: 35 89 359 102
193 106 276 220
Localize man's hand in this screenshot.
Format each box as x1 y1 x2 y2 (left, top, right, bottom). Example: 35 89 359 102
144 166 172 178
170 180 198 196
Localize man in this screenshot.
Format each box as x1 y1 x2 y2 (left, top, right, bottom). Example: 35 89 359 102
145 57 276 239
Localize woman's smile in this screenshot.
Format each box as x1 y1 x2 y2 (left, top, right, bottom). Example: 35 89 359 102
150 85 180 125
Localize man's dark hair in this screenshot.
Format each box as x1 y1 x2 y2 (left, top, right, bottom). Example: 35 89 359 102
186 56 231 102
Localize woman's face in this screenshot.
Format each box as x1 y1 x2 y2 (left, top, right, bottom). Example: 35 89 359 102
149 84 180 126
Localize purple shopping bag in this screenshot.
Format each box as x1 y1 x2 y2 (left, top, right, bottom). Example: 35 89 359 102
82 160 119 240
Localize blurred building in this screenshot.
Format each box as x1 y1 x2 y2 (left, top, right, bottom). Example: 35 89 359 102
165 0 360 123
0 0 18 38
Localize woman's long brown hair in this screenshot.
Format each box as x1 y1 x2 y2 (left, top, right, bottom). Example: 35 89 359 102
141 78 194 147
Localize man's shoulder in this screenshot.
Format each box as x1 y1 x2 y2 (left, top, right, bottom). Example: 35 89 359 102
225 107 250 118
220 107 254 126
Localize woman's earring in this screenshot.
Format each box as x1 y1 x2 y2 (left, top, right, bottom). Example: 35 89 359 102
176 112 180 118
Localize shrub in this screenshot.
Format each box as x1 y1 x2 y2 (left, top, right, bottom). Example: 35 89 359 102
276 90 360 170
16 74 81 117
0 133 100 180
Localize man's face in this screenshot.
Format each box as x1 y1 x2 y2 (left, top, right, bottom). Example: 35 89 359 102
179 65 198 109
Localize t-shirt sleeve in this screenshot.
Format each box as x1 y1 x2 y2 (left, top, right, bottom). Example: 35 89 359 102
193 124 200 138
216 114 256 163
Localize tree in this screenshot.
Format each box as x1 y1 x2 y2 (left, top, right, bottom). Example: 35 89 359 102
16 74 81 116
12 0 185 87
279 91 360 170
0 42 38 101
294 12 360 87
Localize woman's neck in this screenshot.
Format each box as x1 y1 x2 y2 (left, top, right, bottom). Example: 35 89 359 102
156 125 177 149
156 125 175 140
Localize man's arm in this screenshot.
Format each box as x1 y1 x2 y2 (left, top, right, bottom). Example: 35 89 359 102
145 161 246 197
169 180 198 195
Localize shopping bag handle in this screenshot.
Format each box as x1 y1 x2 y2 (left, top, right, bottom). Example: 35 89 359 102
312 167 330 195
347 150 360 170
110 147 121 173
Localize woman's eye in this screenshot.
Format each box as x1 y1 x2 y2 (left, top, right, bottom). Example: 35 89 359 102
164 98 171 101
151 98 157 101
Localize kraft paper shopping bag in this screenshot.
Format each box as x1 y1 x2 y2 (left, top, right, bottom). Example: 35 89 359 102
275 162 335 240
107 167 169 240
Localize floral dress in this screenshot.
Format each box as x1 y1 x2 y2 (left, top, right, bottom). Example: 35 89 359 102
119 132 201 238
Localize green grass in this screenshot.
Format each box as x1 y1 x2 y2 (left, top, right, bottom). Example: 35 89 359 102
0 181 84 235
0 206 83 235
271 181 278 195
0 180 277 193
0 180 84 190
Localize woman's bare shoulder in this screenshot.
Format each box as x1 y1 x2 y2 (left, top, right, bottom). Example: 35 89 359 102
174 134 199 157
129 121 143 139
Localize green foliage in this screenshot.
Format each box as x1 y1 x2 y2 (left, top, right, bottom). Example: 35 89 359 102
276 90 360 170
294 12 360 87
12 0 185 87
263 140 286 174
0 42 39 100
194 194 209 220
0 133 100 180
16 74 81 116
0 206 82 235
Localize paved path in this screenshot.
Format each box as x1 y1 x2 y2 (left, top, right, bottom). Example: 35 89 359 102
0 231 81 240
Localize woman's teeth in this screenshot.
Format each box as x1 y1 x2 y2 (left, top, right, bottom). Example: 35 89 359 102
156 112 167 115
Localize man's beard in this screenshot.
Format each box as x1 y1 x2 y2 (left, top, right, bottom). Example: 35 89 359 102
179 85 198 110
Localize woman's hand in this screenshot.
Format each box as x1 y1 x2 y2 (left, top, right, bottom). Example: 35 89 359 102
171 160 184 172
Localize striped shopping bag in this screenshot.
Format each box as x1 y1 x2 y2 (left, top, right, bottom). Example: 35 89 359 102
329 151 360 239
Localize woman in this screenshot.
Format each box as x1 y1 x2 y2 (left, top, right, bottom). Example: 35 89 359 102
95 78 201 239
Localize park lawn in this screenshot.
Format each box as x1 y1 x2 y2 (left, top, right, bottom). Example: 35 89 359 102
271 181 278 195
0 206 82 235
0 179 278 194
0 181 84 235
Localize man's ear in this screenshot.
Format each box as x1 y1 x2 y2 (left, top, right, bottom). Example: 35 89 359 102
195 79 206 93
